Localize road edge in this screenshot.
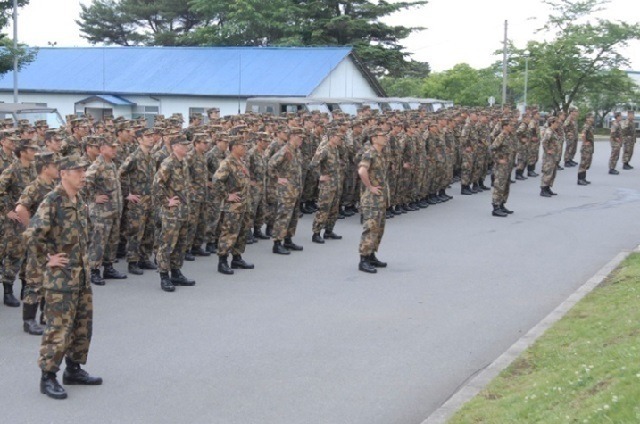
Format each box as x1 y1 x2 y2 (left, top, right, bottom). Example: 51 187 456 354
421 245 639 424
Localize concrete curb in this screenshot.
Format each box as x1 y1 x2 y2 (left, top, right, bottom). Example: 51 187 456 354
421 246 638 424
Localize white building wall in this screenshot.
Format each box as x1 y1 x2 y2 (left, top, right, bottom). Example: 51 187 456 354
310 57 378 98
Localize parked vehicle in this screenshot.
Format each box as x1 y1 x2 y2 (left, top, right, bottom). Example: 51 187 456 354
0 103 64 128
245 97 330 115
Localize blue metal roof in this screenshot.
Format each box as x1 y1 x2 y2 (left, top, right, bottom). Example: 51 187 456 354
0 46 353 97
76 94 136 105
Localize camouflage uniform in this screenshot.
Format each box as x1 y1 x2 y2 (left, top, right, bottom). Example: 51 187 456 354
60 135 83 157
264 138 287 228
268 143 303 242
358 145 388 256
578 122 595 172
622 117 637 165
204 144 227 245
186 147 209 250
213 154 251 256
609 119 623 170
27 184 93 373
515 121 530 173
459 119 477 187
540 127 560 188
310 140 341 234
491 130 511 206
563 117 579 164
152 151 191 273
527 118 541 170
119 146 155 264
85 154 123 270
247 144 267 232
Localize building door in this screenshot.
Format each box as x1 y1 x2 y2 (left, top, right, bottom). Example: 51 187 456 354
85 107 113 121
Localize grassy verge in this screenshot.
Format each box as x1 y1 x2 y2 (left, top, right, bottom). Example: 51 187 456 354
448 253 640 424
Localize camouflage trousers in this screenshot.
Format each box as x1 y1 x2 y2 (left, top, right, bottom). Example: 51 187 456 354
623 139 636 164
312 181 341 234
38 286 93 373
217 210 250 256
249 183 266 230
118 203 129 252
564 138 578 163
415 164 427 199
430 161 446 194
88 214 120 269
272 185 301 242
528 140 541 167
540 152 558 187
126 197 154 263
578 144 594 172
265 179 279 227
422 162 433 198
460 150 474 186
23 242 47 305
301 170 318 204
1 218 27 285
187 200 207 249
491 160 511 205
358 204 386 256
516 141 529 172
609 140 622 170
341 164 358 207
156 213 189 273
204 195 223 244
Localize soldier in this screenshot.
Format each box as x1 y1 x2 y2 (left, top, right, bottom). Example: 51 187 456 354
15 152 58 335
0 138 38 307
27 154 102 400
204 132 229 253
540 117 562 197
527 110 541 177
35 120 49 147
357 127 388 274
264 127 289 237
152 135 196 292
459 113 479 195
268 127 304 255
119 128 158 275
186 133 212 257
563 108 579 167
60 119 88 157
608 112 623 174
490 120 514 217
514 114 531 180
247 132 270 240
309 127 343 244
621 110 636 170
577 113 595 186
213 137 254 275
85 137 127 286
44 130 63 161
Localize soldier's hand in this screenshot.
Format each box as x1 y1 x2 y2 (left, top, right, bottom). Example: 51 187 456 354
369 185 382 195
168 196 181 207
278 178 288 185
319 175 330 182
127 194 141 204
228 193 241 203
95 194 109 204
46 253 69 269
14 205 30 226
7 210 23 224
403 163 411 169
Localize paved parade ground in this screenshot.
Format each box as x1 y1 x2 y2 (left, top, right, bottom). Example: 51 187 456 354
2 145 640 424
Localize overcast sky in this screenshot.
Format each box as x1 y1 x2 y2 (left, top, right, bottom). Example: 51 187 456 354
6 0 640 72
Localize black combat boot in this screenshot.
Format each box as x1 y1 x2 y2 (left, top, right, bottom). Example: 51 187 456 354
564 160 573 168
90 269 105 286
540 186 552 197
254 226 270 240
549 187 557 195
245 230 256 245
62 358 103 385
115 242 127 259
283 237 303 251
170 269 195 286
205 242 217 254
418 198 429 208
218 255 234 275
584 172 591 184
577 171 588 186
3 283 20 307
609 168 619 175
368 253 387 268
461 185 473 195
515 170 527 180
358 255 377 273
623 162 633 170
128 262 143 276
471 183 482 193
300 202 313 214
231 254 254 269
41 372 67 400
500 203 514 214
323 230 342 240
492 204 508 217
265 225 274 237
184 252 196 261
426 194 438 204
160 272 175 292
23 303 44 335
527 165 538 177
479 178 490 190
556 163 564 171
394 205 405 214
440 189 453 200
338 207 346 219
272 240 290 255
103 263 127 280
191 245 211 256
312 233 325 244
139 259 157 270
343 206 355 217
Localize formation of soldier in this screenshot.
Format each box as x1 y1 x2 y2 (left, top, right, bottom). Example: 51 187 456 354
0 105 636 398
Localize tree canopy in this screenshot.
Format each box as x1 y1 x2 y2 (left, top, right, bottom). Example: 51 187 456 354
0 0 36 77
77 0 429 77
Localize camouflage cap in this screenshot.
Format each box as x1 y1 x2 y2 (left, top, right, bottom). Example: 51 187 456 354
99 136 120 147
3 118 14 125
170 135 190 145
83 136 101 147
289 127 304 136
192 133 211 143
35 151 56 166
206 107 220 114
35 120 49 128
229 136 249 148
136 127 158 137
45 129 64 141
56 154 90 170
369 126 387 136
18 138 39 149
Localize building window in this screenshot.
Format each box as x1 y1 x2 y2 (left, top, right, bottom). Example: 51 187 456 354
133 105 159 126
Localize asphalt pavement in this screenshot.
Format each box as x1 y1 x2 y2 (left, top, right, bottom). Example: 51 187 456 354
1 143 639 424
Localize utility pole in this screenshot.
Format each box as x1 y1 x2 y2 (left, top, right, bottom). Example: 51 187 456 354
501 20 508 107
13 0 19 102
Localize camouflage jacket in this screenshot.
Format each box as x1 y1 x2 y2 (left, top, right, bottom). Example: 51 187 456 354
516 122 529 142
206 145 227 177
542 127 560 154
0 148 14 173
310 142 341 187
491 131 511 162
582 123 595 146
0 160 37 214
528 119 540 140
60 135 83 157
119 147 155 198
18 176 56 217
358 146 388 209
85 155 123 219
563 118 579 143
213 154 250 213
26 185 90 292
153 153 191 220
460 121 478 150
153 145 171 171
622 119 637 143
247 146 267 185
268 143 303 195
186 149 209 203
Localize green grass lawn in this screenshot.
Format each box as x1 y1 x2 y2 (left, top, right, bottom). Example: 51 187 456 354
448 253 640 424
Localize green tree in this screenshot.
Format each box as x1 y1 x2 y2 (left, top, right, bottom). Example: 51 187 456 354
420 64 501 106
0 0 36 76
509 0 640 112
